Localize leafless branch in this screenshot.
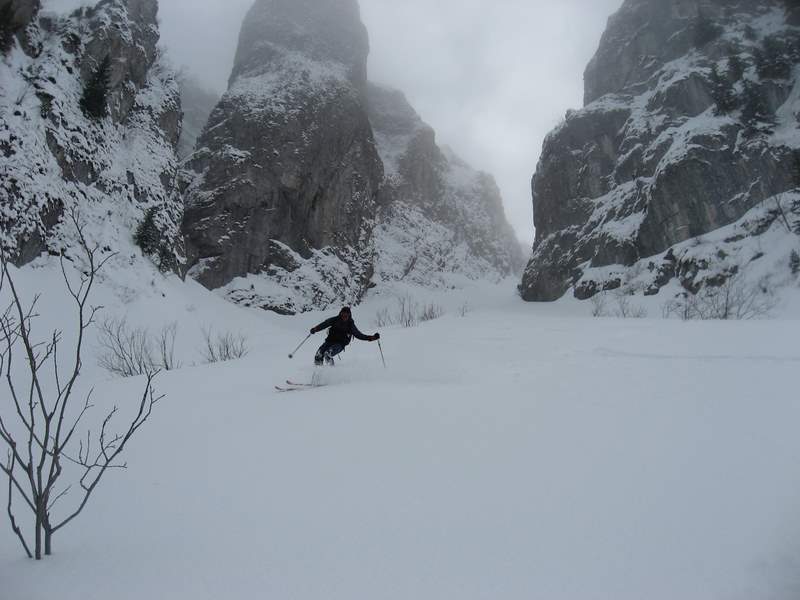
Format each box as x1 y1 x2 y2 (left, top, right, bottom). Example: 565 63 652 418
0 213 160 560
201 327 248 363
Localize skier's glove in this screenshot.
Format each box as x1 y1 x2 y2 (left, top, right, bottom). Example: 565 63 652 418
372 333 380 341
310 327 317 335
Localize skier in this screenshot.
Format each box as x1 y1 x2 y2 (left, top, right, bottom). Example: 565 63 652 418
310 307 380 366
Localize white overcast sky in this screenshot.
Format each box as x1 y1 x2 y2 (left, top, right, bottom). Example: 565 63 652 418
45 0 624 245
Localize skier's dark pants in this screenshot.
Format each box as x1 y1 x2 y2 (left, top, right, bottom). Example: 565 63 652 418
315 341 345 366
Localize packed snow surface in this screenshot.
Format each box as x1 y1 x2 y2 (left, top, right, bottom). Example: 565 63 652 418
2 260 800 600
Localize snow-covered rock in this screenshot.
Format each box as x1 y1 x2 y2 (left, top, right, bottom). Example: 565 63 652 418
0 0 41 53
368 82 523 288
182 0 522 314
0 0 182 268
181 0 383 314
520 0 800 302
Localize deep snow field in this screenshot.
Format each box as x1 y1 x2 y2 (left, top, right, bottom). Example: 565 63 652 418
3 257 800 600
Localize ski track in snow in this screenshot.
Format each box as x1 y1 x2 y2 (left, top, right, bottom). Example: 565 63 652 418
2 260 800 600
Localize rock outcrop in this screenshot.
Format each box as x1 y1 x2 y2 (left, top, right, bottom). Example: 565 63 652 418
0 0 182 267
521 0 800 302
182 0 382 314
0 0 40 53
368 82 523 287
176 74 218 161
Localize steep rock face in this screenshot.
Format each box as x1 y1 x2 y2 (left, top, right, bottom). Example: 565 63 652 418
182 0 382 314
521 0 800 302
176 74 218 161
0 0 182 267
0 0 40 52
368 83 523 287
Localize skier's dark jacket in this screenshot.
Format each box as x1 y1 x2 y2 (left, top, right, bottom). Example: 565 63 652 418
312 316 371 346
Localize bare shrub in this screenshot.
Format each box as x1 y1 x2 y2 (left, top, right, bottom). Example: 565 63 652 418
0 215 161 560
97 318 180 377
662 292 698 321
419 303 445 323
396 295 418 328
590 292 608 317
612 290 648 319
791 250 800 276
374 307 393 328
157 322 180 371
373 297 446 328
97 317 155 377
662 272 777 320
694 273 777 320
201 327 249 363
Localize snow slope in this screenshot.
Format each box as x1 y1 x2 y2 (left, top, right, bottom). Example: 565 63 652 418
2 260 800 600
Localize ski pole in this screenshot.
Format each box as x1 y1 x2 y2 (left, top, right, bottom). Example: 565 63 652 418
377 339 386 368
288 334 312 359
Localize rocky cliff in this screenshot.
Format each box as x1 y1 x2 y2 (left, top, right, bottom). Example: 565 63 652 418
176 73 218 161
368 82 523 287
521 0 800 302
182 0 382 314
0 0 40 53
182 0 522 314
0 0 182 267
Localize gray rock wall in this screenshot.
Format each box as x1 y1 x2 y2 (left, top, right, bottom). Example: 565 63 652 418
521 0 800 301
368 82 523 285
182 0 382 310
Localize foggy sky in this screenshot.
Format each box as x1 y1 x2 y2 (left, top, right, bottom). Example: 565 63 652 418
45 0 624 245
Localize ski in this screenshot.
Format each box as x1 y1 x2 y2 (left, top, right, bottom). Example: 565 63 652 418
275 381 325 393
275 385 303 393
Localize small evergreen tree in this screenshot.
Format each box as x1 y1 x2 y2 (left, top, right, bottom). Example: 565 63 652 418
80 55 112 119
727 53 745 82
791 250 800 275
134 207 161 256
135 207 177 272
157 244 177 273
709 63 738 114
740 81 775 131
0 3 18 54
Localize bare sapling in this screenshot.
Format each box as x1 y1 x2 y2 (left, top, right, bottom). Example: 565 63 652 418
0 214 162 560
